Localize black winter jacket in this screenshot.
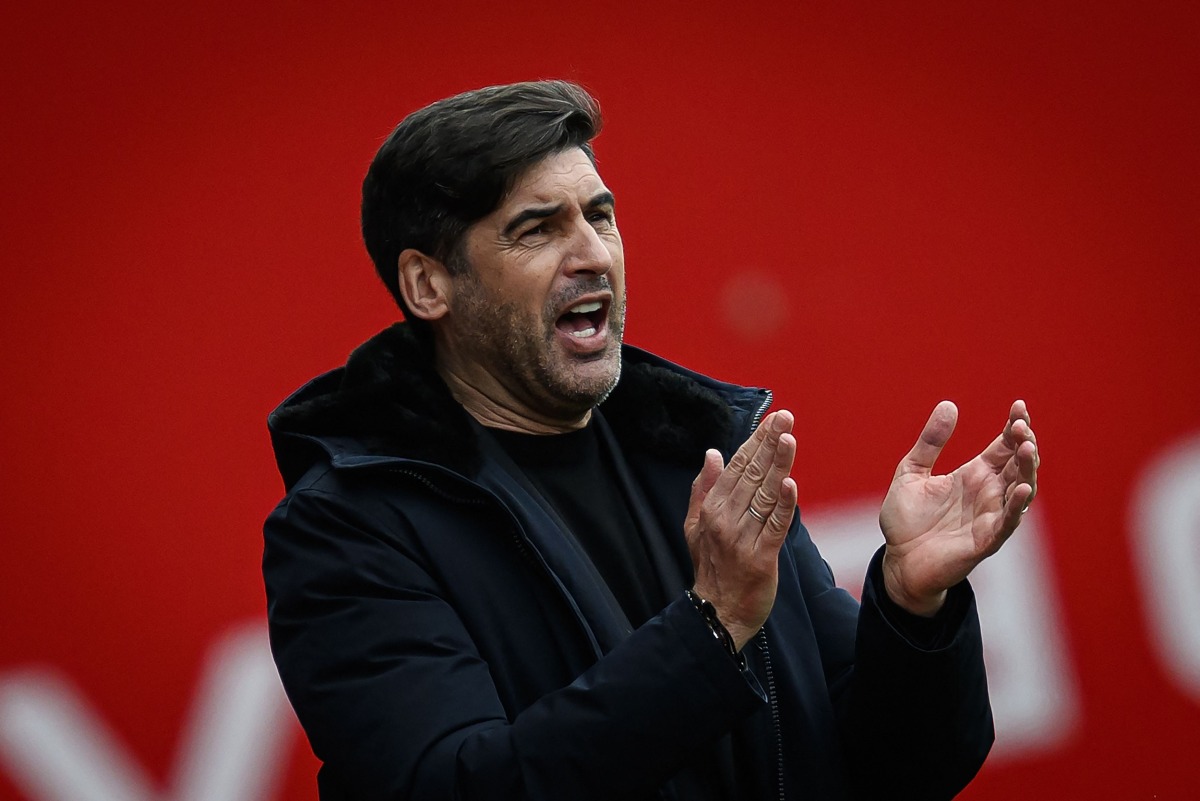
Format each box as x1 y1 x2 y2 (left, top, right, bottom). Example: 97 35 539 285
263 323 994 801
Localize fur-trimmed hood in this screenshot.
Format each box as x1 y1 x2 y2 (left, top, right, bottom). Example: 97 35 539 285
268 323 771 491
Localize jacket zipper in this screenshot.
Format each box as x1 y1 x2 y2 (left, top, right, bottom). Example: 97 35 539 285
391 468 488 507
749 392 786 801
756 627 786 801
749 389 774 433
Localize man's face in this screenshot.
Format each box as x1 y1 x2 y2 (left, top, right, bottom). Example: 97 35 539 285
437 147 626 425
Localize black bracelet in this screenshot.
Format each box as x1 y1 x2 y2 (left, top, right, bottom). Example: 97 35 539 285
685 590 746 669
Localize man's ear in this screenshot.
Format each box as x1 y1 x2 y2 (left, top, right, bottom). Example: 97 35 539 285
397 248 453 321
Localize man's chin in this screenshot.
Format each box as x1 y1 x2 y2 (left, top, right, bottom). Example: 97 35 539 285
546 349 622 410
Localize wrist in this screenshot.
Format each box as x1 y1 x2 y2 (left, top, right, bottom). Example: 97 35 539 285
685 590 749 667
881 552 948 618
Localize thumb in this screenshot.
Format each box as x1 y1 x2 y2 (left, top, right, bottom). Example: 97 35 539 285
685 450 724 531
898 401 958 477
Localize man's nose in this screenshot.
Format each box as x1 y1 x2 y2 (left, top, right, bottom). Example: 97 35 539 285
562 218 614 276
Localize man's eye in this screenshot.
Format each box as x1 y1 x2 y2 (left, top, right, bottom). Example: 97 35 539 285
589 211 614 226
521 223 546 238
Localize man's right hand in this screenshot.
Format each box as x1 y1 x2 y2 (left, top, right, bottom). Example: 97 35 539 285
683 410 798 651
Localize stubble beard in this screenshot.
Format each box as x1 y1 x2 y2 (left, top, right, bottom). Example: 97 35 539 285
454 275 626 421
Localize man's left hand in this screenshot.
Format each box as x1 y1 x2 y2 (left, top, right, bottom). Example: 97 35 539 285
878 399 1040 617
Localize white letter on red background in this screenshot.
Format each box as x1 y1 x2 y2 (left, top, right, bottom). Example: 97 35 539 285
1132 432 1200 700
0 622 295 801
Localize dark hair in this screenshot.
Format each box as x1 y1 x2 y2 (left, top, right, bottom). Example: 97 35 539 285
361 80 603 323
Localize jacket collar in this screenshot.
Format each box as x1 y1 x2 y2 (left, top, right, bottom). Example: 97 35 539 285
268 323 769 490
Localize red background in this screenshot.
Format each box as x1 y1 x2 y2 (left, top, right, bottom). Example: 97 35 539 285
3 1 1198 798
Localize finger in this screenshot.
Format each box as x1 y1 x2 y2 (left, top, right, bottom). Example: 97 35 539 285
995 481 1035 549
692 449 724 501
984 402 1038 470
897 401 957 477
758 476 798 546
715 410 792 503
1002 400 1033 447
689 450 723 509
743 431 797 529
710 412 777 494
730 411 794 511
1002 443 1038 508
1016 438 1039 502
1000 420 1039 477
684 449 725 543
1010 399 1030 427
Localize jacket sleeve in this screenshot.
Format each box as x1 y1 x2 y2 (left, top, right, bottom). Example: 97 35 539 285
264 483 766 801
784 516 994 801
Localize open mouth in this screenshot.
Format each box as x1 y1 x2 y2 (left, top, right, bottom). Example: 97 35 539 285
554 299 608 340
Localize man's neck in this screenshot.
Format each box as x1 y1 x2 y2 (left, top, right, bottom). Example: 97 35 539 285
435 360 591 435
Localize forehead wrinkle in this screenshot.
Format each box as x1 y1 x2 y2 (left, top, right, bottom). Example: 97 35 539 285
507 151 607 205
518 175 607 208
481 149 611 240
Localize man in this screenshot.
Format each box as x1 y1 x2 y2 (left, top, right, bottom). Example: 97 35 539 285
264 80 1039 801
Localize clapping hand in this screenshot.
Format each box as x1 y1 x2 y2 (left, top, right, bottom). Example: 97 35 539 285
878 400 1040 616
685 411 798 650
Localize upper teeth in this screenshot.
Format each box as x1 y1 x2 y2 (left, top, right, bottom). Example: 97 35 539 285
569 301 602 314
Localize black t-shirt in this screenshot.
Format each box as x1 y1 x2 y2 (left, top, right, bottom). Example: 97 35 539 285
489 420 665 628
490 419 762 800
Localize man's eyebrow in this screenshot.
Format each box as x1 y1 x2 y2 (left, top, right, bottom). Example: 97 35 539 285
500 192 616 237
502 203 563 237
586 191 616 210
